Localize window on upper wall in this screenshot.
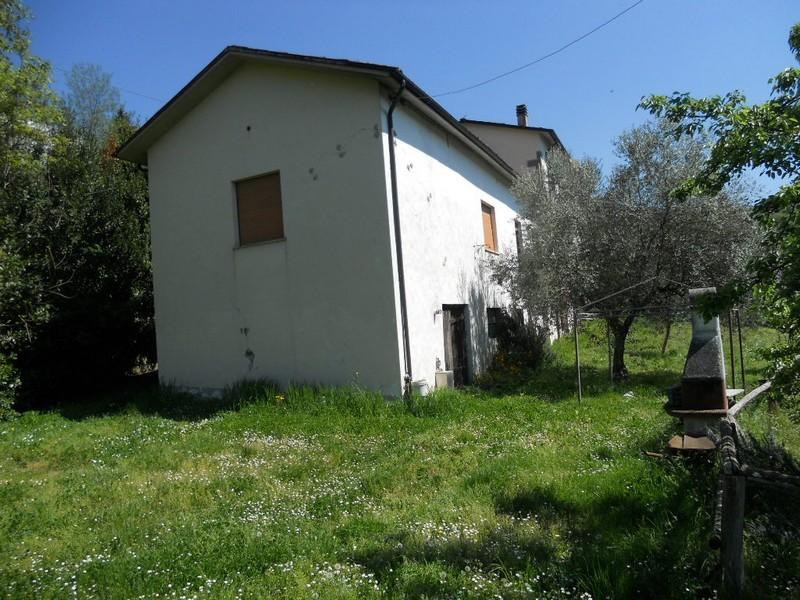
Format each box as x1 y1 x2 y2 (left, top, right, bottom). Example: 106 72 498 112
481 202 497 252
235 171 284 246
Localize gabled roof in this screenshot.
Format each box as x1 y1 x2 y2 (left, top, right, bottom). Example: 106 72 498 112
459 118 566 152
116 46 516 180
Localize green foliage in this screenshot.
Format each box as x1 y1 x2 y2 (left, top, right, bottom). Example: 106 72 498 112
475 312 553 393
0 0 64 401
0 3 154 406
500 122 757 379
0 353 19 420
641 22 800 400
0 0 62 175
2 104 154 404
63 63 121 144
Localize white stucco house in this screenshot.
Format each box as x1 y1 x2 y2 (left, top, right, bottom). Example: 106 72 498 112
117 47 562 397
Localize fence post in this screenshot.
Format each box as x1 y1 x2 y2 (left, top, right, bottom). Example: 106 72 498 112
722 474 746 597
607 319 613 384
727 310 736 389
574 309 582 403
735 308 745 391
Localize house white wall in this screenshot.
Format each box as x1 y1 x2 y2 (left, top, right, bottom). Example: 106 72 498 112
461 122 552 173
147 63 404 395
382 95 519 389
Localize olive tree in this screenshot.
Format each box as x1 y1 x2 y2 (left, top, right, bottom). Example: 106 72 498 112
496 121 758 379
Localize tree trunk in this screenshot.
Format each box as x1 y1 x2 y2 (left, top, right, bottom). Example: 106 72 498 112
661 320 672 354
609 316 635 380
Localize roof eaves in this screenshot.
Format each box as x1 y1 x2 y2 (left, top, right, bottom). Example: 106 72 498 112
116 46 234 163
459 118 566 152
396 78 516 179
116 46 517 179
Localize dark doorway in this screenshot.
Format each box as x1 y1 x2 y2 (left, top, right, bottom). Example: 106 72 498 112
442 304 469 386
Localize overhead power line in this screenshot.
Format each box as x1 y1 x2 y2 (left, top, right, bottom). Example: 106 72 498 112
46 0 645 108
431 0 646 99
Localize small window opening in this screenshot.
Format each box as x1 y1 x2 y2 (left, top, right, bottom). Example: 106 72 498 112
481 202 498 252
235 171 284 245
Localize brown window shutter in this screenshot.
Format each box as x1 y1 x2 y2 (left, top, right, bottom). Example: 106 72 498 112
481 202 497 252
236 172 284 245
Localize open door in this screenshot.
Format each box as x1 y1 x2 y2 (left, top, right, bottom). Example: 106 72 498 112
442 304 469 386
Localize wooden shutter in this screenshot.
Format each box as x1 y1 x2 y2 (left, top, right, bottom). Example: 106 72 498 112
481 202 497 252
236 172 284 245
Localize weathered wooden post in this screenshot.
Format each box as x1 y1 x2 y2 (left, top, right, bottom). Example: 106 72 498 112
721 473 746 596
719 418 745 597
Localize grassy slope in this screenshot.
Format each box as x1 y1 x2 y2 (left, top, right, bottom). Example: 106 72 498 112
0 321 795 599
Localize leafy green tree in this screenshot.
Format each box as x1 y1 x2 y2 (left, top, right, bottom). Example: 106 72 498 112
11 106 154 401
1 1 153 408
0 0 63 413
63 63 121 146
641 23 800 398
497 122 757 379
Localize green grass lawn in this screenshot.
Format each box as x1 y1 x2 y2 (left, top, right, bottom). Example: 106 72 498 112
0 321 796 599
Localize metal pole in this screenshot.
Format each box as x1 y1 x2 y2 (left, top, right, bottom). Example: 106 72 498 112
727 310 736 389
574 309 582 403
736 308 745 391
607 319 613 384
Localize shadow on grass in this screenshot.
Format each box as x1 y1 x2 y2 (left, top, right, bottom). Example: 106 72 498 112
352 437 720 598
53 373 242 422
52 377 448 423
349 521 559 597
737 434 800 597
477 362 681 402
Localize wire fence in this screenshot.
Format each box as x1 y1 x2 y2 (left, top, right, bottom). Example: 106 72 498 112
571 305 752 400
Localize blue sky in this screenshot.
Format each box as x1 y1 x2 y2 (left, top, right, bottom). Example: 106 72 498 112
27 0 798 175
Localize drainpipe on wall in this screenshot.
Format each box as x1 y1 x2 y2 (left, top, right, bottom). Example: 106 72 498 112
387 78 413 397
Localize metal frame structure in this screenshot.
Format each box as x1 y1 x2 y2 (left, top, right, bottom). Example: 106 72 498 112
570 278 746 401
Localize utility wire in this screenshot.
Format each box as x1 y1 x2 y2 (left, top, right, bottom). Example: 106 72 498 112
47 0 644 108
46 0 645 108
431 0 646 99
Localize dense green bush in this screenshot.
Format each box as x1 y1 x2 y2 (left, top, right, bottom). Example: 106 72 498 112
476 311 553 391
0 3 154 407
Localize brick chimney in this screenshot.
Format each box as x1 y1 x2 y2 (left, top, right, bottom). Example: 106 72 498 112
516 104 528 127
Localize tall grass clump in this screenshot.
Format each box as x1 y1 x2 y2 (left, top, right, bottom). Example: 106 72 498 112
223 378 470 420
223 379 390 417
405 387 467 418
